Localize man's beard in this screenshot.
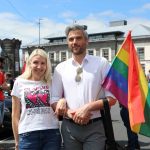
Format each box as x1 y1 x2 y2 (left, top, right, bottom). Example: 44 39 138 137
70 47 85 55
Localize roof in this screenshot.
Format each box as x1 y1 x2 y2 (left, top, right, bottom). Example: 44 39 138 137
22 23 150 48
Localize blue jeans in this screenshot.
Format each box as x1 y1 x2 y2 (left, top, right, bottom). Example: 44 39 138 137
120 106 139 150
19 129 62 150
0 100 4 125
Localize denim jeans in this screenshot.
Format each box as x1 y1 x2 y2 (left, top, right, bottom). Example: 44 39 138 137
0 100 4 125
120 106 139 150
19 129 62 150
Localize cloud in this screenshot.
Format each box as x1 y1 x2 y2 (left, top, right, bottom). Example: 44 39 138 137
0 12 65 46
0 10 150 47
0 12 38 44
60 11 77 19
130 3 150 13
127 17 150 26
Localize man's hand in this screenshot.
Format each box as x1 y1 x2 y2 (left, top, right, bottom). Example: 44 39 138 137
72 104 92 125
107 96 117 106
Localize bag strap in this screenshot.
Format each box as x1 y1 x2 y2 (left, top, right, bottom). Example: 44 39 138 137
101 98 115 141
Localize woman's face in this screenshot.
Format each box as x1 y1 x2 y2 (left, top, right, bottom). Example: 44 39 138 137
30 55 47 81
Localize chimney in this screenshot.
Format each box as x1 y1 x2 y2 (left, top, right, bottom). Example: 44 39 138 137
109 20 127 27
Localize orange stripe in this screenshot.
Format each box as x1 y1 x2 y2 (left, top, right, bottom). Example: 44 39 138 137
127 33 145 131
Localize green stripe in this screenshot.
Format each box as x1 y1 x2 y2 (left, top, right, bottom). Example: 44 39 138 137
113 57 128 79
139 90 150 137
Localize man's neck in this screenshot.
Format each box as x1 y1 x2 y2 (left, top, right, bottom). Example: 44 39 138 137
73 53 86 65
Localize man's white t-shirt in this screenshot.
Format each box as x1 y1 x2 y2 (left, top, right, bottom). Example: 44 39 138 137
11 78 59 134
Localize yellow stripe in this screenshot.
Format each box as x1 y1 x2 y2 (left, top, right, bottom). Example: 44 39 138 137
117 48 129 66
139 62 148 106
132 124 141 133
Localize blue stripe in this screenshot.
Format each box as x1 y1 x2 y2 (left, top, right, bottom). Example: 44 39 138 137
107 67 128 94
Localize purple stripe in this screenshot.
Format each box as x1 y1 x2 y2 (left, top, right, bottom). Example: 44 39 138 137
103 77 128 107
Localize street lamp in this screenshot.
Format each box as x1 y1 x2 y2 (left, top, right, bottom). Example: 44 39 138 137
38 18 43 46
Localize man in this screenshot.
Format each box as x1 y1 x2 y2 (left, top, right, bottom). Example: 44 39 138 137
51 24 116 150
0 57 9 127
120 104 140 150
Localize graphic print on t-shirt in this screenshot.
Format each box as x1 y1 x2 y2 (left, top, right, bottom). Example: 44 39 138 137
24 85 50 109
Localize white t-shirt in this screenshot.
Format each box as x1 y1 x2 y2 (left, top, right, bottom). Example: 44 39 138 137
11 78 59 134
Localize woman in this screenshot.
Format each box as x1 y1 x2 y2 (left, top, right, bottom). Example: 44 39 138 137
11 49 61 150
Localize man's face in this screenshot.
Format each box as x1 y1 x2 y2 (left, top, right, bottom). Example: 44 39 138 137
67 30 88 55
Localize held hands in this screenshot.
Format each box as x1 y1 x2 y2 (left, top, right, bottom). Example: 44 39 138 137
71 104 92 125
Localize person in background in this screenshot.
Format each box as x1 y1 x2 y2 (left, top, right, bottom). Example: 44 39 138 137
120 104 140 150
146 70 150 87
11 49 61 150
5 72 14 96
0 57 9 127
51 24 116 150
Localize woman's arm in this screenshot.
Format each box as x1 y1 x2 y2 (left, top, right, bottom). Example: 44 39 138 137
12 95 21 150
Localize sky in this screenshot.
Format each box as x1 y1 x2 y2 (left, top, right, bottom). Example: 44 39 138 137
0 0 150 46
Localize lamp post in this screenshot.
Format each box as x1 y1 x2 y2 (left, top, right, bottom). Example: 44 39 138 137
38 18 43 47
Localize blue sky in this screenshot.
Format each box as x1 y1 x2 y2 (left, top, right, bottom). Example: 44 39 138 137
0 0 150 46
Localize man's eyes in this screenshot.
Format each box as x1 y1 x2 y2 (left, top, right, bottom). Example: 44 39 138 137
69 37 82 41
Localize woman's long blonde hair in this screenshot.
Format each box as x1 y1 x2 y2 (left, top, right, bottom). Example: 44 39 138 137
20 48 52 84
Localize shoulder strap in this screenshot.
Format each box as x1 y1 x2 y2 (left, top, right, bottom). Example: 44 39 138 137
101 98 115 141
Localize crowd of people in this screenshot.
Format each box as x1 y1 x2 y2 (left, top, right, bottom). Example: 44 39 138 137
1 24 149 150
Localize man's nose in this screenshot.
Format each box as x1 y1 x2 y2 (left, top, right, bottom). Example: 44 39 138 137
72 38 77 43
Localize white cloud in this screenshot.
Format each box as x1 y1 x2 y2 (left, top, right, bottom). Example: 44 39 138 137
60 11 77 19
127 17 150 27
130 3 150 13
0 10 150 47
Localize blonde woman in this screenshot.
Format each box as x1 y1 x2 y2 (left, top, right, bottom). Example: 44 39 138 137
11 49 61 150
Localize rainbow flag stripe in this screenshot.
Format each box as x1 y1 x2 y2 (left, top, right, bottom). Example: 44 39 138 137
102 31 150 137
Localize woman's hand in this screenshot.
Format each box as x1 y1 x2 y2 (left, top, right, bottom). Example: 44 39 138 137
55 98 67 116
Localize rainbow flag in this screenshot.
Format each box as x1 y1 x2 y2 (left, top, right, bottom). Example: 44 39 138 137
102 31 150 137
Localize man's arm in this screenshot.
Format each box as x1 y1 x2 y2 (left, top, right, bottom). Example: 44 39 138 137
72 97 116 125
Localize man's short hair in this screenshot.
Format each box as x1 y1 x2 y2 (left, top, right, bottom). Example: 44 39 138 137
65 24 88 39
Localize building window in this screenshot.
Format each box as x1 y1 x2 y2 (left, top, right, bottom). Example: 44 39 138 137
100 48 110 61
49 52 55 62
87 49 96 56
141 64 145 72
88 49 94 55
48 52 56 73
137 47 144 60
60 51 67 62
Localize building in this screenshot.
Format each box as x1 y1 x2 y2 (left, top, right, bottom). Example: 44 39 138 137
22 20 150 74
0 38 21 77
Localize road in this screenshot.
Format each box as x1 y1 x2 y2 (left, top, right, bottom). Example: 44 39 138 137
0 102 150 150
111 102 150 150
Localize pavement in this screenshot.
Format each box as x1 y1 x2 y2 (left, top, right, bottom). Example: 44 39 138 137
111 102 150 150
0 102 150 150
